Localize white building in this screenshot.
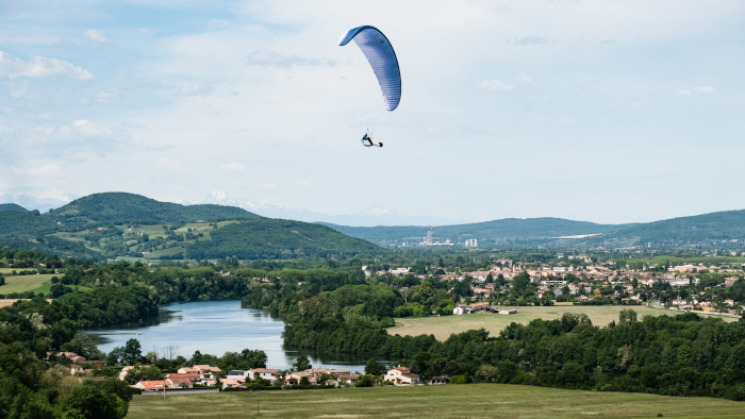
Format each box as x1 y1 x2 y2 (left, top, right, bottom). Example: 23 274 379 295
384 366 421 386
248 368 280 383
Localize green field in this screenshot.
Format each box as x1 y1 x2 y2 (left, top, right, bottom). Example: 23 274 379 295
127 384 745 418
0 273 58 294
388 305 737 341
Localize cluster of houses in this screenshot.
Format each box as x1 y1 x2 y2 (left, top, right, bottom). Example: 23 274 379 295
51 350 444 390
370 258 744 316
126 364 441 391
130 364 223 391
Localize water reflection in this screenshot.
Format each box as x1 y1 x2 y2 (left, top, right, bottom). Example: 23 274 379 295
85 300 370 372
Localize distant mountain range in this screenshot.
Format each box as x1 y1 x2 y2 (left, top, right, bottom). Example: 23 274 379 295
324 210 745 250
2 192 745 261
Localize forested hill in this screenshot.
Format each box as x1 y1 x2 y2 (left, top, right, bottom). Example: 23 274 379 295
48 192 257 224
324 210 745 250
586 209 745 248
0 203 29 212
187 219 382 260
0 192 386 261
323 217 626 248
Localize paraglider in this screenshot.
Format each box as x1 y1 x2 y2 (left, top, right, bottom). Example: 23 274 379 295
339 25 400 147
361 132 382 148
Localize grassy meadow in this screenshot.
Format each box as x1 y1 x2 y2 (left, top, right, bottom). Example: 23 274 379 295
127 384 745 418
0 273 58 294
388 305 737 341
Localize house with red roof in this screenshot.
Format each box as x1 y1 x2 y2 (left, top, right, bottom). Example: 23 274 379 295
132 380 171 391
165 372 200 388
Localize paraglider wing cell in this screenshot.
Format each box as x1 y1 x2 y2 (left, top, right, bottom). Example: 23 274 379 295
340 25 401 111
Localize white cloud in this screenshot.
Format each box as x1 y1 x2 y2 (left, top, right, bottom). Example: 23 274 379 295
0 51 93 80
479 79 514 92
73 120 110 136
84 29 107 43
158 81 213 98
222 162 245 171
512 36 548 46
516 74 533 84
678 85 714 96
8 80 27 98
211 189 227 201
245 49 334 67
26 164 61 176
97 89 119 102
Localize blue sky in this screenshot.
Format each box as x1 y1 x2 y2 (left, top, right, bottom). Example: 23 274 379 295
1 1 744 225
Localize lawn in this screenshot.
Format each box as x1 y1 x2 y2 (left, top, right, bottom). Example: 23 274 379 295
388 305 737 341
127 384 745 418
0 273 58 294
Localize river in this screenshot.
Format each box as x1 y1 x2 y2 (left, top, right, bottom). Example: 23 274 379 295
85 300 369 372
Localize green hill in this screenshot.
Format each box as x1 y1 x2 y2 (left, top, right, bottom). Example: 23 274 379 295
188 219 383 260
48 192 257 224
0 203 28 212
0 193 386 261
0 210 57 235
586 209 745 248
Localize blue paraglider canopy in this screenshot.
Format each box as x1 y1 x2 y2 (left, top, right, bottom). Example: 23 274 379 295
339 25 401 111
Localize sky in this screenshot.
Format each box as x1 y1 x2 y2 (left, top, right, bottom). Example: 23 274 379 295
1 1 744 226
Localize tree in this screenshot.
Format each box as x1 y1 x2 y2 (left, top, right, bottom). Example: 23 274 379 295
365 359 386 376
496 273 506 286
292 355 311 371
541 290 555 306
513 271 531 291
107 347 125 366
62 333 100 359
619 309 638 324
356 375 374 387
64 381 122 419
191 350 203 365
123 339 142 366
162 344 179 361
475 364 498 383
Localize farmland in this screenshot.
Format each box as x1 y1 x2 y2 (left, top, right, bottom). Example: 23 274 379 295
0 273 58 294
127 384 745 418
387 304 738 341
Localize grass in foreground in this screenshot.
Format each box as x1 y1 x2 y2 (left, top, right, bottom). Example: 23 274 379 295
388 305 736 341
127 384 745 419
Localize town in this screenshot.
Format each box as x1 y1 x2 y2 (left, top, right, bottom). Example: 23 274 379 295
365 255 745 317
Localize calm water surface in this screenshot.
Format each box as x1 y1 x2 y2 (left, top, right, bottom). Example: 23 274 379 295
85 300 368 372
